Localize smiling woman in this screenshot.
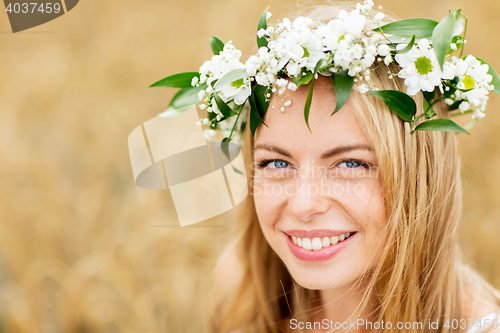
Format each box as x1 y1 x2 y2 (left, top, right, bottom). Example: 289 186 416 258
209 24 500 333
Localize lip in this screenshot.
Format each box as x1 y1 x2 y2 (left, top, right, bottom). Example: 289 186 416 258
284 231 357 262
284 229 354 238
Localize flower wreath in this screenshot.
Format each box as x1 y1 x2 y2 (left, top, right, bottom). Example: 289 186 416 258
151 1 500 146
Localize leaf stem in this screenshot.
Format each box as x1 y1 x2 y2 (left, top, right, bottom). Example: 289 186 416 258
460 14 468 58
228 103 244 140
449 109 472 117
410 113 427 132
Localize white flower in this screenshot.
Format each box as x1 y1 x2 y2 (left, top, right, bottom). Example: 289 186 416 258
203 129 217 140
288 82 298 91
384 54 392 66
191 76 199 87
256 72 271 86
455 54 492 107
377 44 391 57
199 41 252 105
245 55 263 76
198 90 206 101
318 9 366 52
459 101 470 111
373 13 385 23
276 78 288 87
358 84 369 93
452 17 465 37
395 39 449 95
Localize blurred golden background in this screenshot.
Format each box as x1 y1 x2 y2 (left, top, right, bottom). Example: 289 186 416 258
0 0 499 332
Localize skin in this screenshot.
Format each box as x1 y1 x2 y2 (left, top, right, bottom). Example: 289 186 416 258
252 75 387 330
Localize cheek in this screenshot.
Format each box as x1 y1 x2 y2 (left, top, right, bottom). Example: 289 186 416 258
252 178 285 228
337 178 387 244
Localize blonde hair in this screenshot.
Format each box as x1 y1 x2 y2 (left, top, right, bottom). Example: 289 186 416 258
208 4 500 333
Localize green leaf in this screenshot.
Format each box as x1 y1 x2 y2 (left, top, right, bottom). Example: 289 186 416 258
249 91 268 139
422 90 435 102
368 90 416 122
394 35 416 54
314 59 326 75
373 18 438 38
170 84 207 109
257 7 269 48
213 69 249 91
232 165 244 175
477 57 500 95
423 98 436 119
210 36 225 55
213 93 237 118
413 118 470 134
304 78 315 133
292 71 314 87
331 70 354 115
254 84 270 120
150 72 200 88
447 100 463 111
432 10 457 70
221 137 231 162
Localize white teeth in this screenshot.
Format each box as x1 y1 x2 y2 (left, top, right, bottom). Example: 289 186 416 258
312 238 322 251
302 238 312 250
292 232 354 250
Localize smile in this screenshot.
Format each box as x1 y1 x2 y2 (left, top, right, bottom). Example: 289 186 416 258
284 230 357 262
292 232 354 250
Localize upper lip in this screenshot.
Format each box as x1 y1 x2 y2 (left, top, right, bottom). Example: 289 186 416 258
284 229 356 238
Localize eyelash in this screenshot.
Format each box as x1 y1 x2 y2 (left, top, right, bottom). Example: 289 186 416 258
256 158 371 169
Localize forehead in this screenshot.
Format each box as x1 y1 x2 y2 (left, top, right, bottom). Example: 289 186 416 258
254 76 370 157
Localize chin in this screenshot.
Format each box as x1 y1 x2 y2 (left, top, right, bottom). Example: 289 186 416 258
283 259 362 290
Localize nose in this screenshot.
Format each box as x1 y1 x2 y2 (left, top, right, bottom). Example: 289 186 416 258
286 169 330 223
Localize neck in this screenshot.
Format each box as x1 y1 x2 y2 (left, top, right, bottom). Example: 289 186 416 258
311 282 374 333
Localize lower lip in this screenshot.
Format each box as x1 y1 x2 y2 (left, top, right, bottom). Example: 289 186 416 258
285 232 356 262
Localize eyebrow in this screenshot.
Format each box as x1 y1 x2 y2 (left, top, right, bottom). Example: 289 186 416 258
252 143 374 159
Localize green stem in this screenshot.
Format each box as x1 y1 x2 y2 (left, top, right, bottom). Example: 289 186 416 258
460 15 468 58
376 26 398 50
449 109 472 117
227 103 244 140
410 113 427 132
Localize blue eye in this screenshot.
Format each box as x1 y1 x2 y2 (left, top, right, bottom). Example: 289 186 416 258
338 160 366 168
258 159 290 169
272 160 289 168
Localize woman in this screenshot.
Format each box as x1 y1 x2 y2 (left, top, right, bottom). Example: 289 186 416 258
205 4 500 333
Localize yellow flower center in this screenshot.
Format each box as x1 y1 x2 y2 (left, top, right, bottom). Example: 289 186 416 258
415 56 433 75
462 76 475 90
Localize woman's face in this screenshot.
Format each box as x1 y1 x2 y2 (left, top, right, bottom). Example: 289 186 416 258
252 75 387 290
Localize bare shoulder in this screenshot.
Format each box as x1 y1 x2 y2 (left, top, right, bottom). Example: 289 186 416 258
467 297 500 333
214 242 245 301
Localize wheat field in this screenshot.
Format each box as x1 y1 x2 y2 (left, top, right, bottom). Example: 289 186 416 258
0 0 499 332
